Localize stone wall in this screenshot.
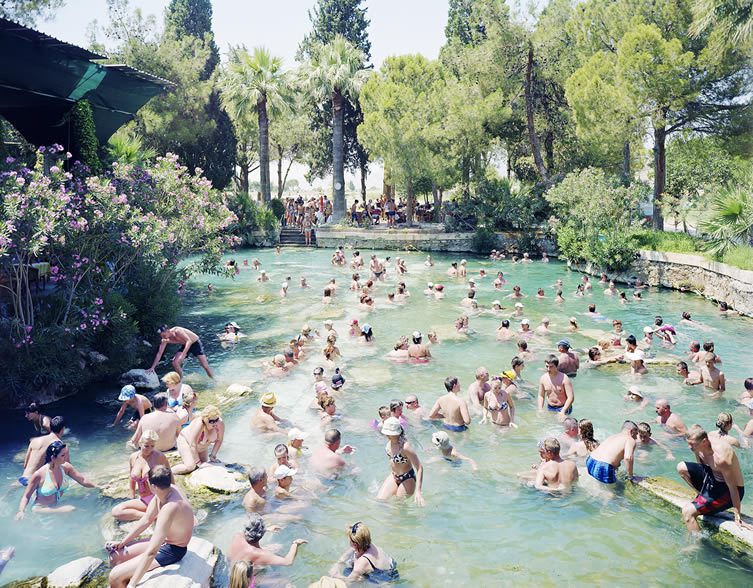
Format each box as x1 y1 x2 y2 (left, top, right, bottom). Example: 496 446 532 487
573 250 753 317
314 227 555 254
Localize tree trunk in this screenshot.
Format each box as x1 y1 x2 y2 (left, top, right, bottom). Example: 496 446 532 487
432 182 441 222
238 161 249 195
622 140 631 186
360 162 367 201
653 124 666 231
406 178 415 226
461 156 470 197
277 144 283 199
331 89 346 221
258 95 271 202
544 131 554 172
524 43 549 184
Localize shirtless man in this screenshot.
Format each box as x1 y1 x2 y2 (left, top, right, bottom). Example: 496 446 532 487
148 325 214 378
467 367 491 414
19 415 65 486
558 417 580 454
458 259 467 278
655 399 687 436
404 395 424 418
242 467 268 513
537 355 575 422
407 331 432 360
130 394 180 452
535 318 550 336
429 376 471 432
586 421 638 484
460 290 476 308
699 352 726 394
556 340 579 377
310 429 354 476
516 340 535 363
106 466 194 588
677 425 752 532
676 361 701 385
535 438 579 491
251 393 285 433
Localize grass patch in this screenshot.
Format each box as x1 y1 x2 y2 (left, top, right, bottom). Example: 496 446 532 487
634 230 753 271
720 245 753 271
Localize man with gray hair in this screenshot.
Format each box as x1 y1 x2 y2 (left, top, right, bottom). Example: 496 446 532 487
242 467 268 513
129 393 179 452
558 417 580 454
227 512 307 565
310 429 354 476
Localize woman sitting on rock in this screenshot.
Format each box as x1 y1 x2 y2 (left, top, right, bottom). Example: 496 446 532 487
172 405 225 475
112 430 171 521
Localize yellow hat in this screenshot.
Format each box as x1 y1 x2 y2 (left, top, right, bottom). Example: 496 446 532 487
261 392 277 407
501 370 516 380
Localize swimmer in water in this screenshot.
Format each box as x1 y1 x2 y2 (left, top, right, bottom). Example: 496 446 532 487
430 431 478 471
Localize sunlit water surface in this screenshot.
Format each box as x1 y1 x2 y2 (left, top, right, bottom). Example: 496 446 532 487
3 248 753 586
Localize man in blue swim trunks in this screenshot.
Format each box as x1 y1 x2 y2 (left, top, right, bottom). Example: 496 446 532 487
537 355 575 422
586 421 638 484
107 465 194 588
428 376 471 432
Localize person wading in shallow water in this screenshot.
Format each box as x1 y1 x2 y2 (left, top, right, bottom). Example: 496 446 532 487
148 325 214 378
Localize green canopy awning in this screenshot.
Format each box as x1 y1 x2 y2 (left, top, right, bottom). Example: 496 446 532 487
0 17 172 146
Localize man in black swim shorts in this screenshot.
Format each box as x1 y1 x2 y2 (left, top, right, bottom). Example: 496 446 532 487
148 325 214 378
677 426 752 532
107 465 195 588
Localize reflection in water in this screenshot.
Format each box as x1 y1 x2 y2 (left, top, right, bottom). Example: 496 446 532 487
2 248 753 584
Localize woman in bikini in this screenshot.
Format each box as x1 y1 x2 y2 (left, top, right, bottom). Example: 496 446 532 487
481 376 517 427
111 430 171 521
376 417 424 505
330 521 399 583
16 441 96 519
161 371 194 411
172 405 225 475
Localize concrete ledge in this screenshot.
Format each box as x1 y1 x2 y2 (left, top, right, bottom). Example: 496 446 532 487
633 476 753 562
571 250 753 317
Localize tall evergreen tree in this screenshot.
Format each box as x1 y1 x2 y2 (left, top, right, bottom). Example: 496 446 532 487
298 0 371 199
163 0 235 188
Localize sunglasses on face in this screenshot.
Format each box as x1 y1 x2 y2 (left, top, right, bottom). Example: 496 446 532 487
207 418 220 424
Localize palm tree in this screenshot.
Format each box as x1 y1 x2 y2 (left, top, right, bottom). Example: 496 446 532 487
299 36 370 220
698 178 753 256
219 46 289 202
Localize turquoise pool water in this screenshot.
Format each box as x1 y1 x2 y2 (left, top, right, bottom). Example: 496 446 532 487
2 247 753 586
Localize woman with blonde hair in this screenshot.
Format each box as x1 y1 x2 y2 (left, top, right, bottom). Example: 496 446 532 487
566 419 599 458
161 371 194 410
111 430 171 520
172 405 225 475
229 561 254 588
329 521 398 582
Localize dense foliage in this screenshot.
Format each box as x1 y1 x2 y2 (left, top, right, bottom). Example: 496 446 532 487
0 146 236 403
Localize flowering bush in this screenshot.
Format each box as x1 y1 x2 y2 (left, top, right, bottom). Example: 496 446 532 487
0 146 237 402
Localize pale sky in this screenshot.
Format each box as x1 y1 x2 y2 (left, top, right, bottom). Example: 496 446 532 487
38 0 448 69
35 0 450 191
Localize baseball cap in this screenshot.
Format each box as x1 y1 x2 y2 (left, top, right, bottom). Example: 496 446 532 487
628 386 643 398
557 339 571 349
521 318 530 325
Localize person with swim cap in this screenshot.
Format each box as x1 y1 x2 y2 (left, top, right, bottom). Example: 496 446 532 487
431 431 478 470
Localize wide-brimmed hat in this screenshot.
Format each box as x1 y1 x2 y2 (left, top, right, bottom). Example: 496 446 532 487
288 427 308 441
118 385 136 401
274 464 297 479
627 385 643 398
380 416 403 436
260 392 277 407
514 302 524 308
308 577 347 588
521 318 530 325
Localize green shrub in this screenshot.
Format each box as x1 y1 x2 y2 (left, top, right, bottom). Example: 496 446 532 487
720 245 753 271
269 198 286 220
471 226 498 253
633 230 703 253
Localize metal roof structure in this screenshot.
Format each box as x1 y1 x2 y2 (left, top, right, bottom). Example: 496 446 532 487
0 17 173 146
